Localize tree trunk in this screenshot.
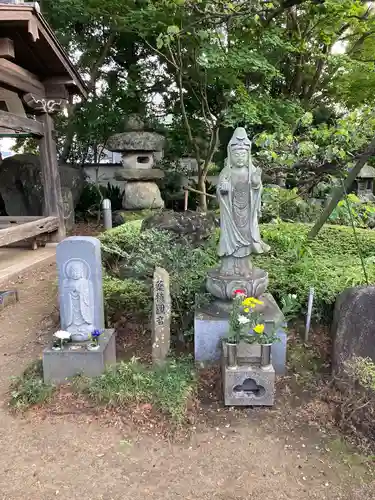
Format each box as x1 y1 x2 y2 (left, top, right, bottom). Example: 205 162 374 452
197 172 207 212
308 136 375 239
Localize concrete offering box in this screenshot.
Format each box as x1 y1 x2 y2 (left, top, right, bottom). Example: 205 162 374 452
222 340 275 406
222 361 275 407
43 329 116 384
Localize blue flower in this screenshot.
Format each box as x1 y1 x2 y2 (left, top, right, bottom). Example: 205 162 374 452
91 329 102 338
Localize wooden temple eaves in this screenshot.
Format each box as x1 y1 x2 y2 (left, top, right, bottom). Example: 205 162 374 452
0 2 88 247
0 2 87 98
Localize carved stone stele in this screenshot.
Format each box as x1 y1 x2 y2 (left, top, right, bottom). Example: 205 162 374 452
57 236 105 342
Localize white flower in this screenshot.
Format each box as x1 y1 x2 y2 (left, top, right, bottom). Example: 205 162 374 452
291 294 297 299
238 315 250 325
54 330 71 340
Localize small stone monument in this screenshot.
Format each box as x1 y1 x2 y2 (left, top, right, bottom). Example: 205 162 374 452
43 236 116 384
152 267 172 365
194 127 286 375
107 114 165 210
57 237 105 342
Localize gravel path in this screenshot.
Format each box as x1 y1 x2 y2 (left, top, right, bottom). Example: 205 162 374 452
0 264 373 500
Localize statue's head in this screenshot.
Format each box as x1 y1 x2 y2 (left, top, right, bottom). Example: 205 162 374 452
228 127 251 168
65 259 88 280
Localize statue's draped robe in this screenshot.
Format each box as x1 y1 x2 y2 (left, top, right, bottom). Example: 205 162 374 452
63 278 93 334
217 163 268 259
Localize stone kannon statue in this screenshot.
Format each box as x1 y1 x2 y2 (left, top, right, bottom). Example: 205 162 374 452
62 258 94 341
206 127 270 301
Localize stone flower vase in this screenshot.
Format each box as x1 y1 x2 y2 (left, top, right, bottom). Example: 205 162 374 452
260 343 272 367
226 342 238 368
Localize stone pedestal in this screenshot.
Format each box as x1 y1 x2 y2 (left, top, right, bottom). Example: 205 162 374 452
194 293 287 375
43 329 116 384
206 266 269 301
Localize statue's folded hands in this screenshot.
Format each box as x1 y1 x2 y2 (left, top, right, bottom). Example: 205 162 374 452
219 180 230 194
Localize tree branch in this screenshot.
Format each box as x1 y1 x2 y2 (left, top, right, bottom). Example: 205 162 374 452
309 135 375 239
60 30 116 163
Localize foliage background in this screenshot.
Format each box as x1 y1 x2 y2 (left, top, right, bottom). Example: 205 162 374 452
100 217 375 328
15 0 375 209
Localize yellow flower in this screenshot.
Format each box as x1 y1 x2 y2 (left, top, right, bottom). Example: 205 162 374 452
242 297 264 308
244 308 250 313
253 324 265 335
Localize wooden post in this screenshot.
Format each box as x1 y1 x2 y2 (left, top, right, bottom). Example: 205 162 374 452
184 189 189 211
38 113 66 241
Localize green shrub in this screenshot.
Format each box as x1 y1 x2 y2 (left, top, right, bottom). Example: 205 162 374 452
75 182 124 219
101 217 375 325
328 194 375 228
261 187 320 223
262 188 375 230
103 275 151 318
9 360 55 411
100 219 144 267
343 357 375 392
255 222 375 320
100 220 217 329
74 358 196 423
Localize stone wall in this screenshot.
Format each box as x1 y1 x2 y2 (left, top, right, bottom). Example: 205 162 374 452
83 163 123 189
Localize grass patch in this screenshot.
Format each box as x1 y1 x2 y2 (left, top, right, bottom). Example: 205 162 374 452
8 357 197 424
287 341 325 386
328 438 375 469
9 360 55 411
74 357 197 423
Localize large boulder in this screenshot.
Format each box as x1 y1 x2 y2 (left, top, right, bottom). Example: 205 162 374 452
141 210 218 245
0 154 85 216
332 286 375 372
123 182 164 210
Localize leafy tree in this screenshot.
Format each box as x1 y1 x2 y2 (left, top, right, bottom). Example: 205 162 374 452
35 0 375 210
254 107 375 190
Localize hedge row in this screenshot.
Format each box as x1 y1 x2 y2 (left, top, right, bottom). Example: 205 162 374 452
100 220 375 324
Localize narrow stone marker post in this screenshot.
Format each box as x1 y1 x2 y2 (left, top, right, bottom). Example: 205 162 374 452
102 198 112 230
152 267 171 365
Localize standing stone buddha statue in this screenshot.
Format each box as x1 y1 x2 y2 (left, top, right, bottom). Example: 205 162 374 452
206 127 270 301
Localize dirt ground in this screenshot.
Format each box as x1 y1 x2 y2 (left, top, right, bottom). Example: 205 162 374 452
0 263 374 500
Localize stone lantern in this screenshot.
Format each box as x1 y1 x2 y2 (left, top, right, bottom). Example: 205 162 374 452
356 164 375 202
107 115 165 210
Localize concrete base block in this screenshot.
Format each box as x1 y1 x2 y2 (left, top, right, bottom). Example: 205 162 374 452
43 329 116 384
223 364 275 406
194 293 287 375
0 289 18 311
